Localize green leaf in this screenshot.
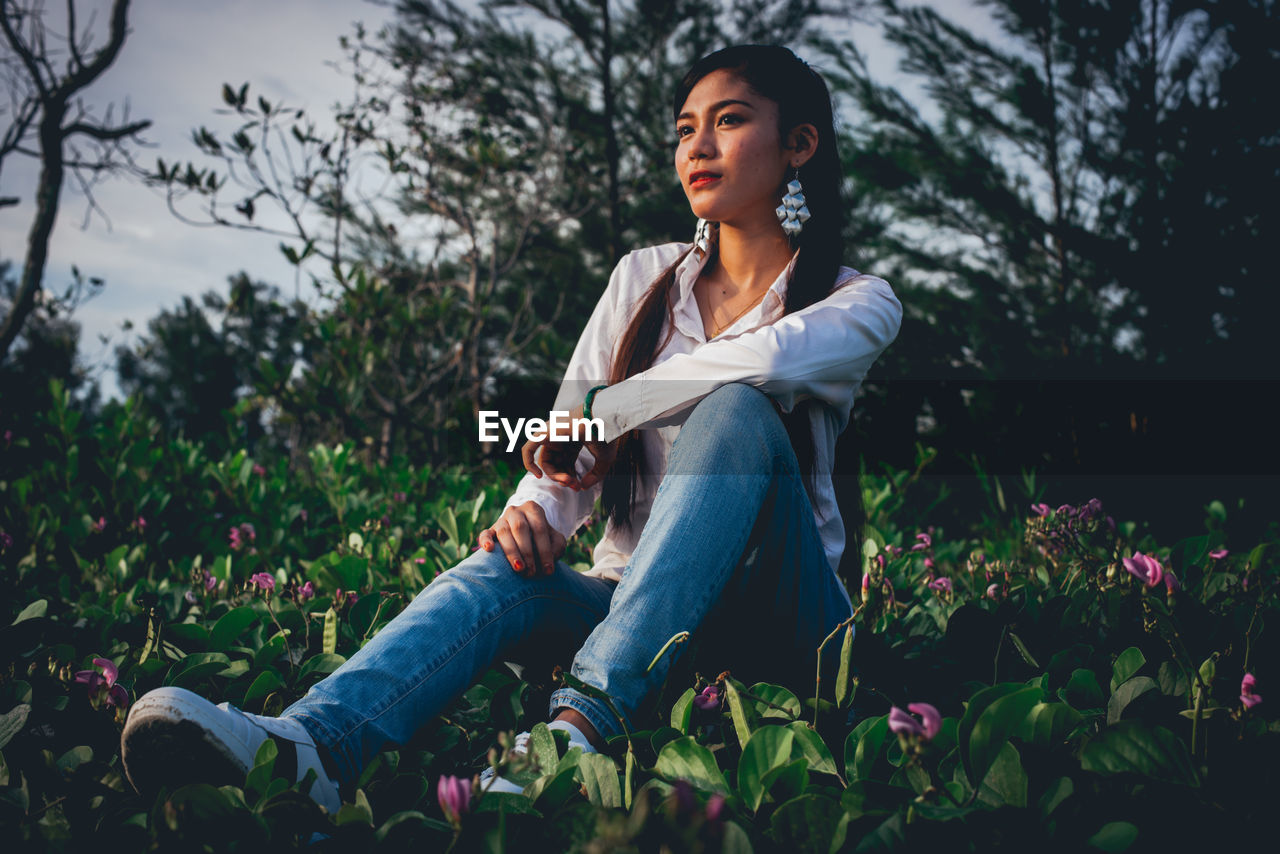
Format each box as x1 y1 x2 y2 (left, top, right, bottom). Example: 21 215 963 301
766 794 843 854
11 600 47 625
749 682 802 720
210 606 260 650
335 788 374 826
786 721 838 776
835 624 855 708
0 704 30 749
164 652 232 687
1106 676 1157 725
1087 821 1140 852
1110 647 1146 693
243 670 283 710
299 653 346 681
959 684 1042 791
975 742 1026 808
439 506 459 546
1018 702 1083 749
759 757 809 805
845 715 890 782
738 726 795 812
575 752 622 807
56 745 92 774
529 722 559 775
724 678 759 747
670 687 695 734
654 736 730 795
1008 633 1041 670
1038 775 1074 818
1080 721 1200 786
1059 668 1105 710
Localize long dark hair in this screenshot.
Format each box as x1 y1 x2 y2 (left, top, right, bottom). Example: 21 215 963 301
603 45 864 561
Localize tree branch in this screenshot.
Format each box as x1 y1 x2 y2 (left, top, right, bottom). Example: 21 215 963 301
62 117 149 140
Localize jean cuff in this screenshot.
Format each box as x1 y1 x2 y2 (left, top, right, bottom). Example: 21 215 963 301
548 687 626 743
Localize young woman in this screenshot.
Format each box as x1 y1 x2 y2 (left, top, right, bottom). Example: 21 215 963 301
121 44 903 807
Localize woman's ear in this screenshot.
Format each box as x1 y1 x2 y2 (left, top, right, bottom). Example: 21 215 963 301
785 123 819 169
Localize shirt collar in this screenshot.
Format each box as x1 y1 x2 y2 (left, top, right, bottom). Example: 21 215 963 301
671 243 800 339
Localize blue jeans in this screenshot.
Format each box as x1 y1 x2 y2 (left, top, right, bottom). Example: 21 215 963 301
283 383 854 783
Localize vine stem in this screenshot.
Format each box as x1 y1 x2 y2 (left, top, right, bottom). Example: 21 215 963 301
814 607 862 727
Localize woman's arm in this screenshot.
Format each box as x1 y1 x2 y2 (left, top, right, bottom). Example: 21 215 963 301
496 253 635 540
588 273 903 442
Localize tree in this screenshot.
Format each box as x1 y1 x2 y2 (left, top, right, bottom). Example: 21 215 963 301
819 0 1269 479
115 274 306 455
151 0 868 462
0 0 150 363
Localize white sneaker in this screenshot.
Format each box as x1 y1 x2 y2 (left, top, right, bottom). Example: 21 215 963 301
478 720 597 795
121 686 342 814
478 731 534 794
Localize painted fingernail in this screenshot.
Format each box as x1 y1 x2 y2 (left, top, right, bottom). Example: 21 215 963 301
514 559 524 571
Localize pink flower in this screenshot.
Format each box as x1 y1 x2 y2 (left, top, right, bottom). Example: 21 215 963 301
1164 571 1181 593
928 577 953 594
93 516 107 533
0 531 11 550
1209 549 1229 560
205 571 218 592
861 573 872 603
296 581 315 602
1122 552 1164 588
393 491 407 503
888 702 942 740
923 556 935 571
249 572 276 592
910 532 931 552
1241 673 1262 709
185 590 198 604
693 685 722 711
705 792 726 823
74 657 129 708
229 523 257 551
1030 503 1052 517
986 583 1001 600
437 774 471 824
135 516 147 532
252 463 266 477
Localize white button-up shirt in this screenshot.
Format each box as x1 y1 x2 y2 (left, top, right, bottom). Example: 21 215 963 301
502 241 903 583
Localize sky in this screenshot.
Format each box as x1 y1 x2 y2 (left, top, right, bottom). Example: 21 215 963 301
0 0 995 398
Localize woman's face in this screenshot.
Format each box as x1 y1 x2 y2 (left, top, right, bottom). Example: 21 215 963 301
674 69 794 230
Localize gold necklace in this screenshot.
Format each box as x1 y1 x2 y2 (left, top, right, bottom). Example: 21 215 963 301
709 290 766 338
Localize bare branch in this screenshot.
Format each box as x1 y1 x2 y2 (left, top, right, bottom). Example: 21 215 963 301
62 117 149 140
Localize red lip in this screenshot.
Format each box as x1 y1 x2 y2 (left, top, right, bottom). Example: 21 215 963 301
689 171 720 187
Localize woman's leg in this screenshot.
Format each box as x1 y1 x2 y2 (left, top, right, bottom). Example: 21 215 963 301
549 382 854 740
283 546 616 783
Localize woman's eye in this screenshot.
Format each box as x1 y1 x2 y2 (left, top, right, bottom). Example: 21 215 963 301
675 125 693 139
717 113 743 126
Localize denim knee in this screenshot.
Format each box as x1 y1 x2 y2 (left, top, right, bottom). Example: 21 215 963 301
674 383 793 474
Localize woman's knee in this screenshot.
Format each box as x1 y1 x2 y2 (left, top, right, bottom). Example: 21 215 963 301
676 383 790 464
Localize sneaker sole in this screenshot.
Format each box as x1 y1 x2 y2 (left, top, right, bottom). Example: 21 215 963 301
121 687 252 795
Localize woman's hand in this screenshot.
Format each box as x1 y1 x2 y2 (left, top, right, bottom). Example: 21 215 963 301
477 501 566 577
520 403 618 491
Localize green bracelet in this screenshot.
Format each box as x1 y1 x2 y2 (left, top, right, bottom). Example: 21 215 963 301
583 384 608 421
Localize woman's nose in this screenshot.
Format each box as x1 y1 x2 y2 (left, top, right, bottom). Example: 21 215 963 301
687 125 715 160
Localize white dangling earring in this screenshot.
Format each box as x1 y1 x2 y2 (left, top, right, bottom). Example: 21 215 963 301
775 169 810 238
694 218 718 256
